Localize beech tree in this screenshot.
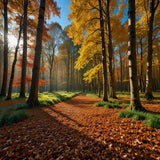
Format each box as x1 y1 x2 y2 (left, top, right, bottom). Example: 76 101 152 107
0 0 8 97
128 0 145 111
27 0 60 106
145 0 159 99
19 0 28 98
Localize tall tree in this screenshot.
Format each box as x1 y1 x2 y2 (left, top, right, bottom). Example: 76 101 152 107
0 0 8 96
27 0 60 106
128 0 144 111
98 0 108 101
105 0 117 98
27 0 46 106
19 0 28 98
145 0 159 99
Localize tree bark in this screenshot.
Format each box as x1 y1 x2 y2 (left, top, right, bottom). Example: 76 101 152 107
120 53 123 92
7 17 23 100
20 0 28 98
0 0 8 97
128 0 145 111
98 0 108 101
67 49 70 92
145 0 159 99
27 0 45 106
106 0 117 99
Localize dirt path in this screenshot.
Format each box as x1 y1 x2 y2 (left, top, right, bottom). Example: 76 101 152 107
0 99 25 107
0 95 160 159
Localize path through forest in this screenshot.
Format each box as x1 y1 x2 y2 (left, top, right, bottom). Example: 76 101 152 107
0 95 160 159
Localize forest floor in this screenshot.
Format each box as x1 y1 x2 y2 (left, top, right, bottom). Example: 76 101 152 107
0 95 160 159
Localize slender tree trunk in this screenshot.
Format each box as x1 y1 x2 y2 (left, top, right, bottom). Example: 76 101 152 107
27 0 45 106
145 0 159 99
98 71 101 98
106 0 117 99
49 68 52 92
98 0 108 101
120 53 123 92
20 0 28 97
139 37 144 93
7 18 23 100
128 0 145 111
67 50 70 92
0 0 8 97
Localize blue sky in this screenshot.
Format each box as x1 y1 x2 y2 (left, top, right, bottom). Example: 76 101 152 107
48 0 71 29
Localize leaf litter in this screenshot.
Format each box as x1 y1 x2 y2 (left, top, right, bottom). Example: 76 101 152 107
0 95 160 159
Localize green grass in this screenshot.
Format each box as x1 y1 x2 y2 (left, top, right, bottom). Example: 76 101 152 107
95 101 122 109
118 110 160 129
38 91 80 107
0 110 30 127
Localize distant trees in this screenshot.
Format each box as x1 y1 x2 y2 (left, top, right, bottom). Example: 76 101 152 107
43 22 62 92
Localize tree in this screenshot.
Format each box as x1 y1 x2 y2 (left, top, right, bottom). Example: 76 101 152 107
7 16 23 100
27 0 60 106
98 0 108 101
128 0 145 111
43 22 62 92
0 0 8 96
19 0 28 97
145 0 159 99
105 0 117 98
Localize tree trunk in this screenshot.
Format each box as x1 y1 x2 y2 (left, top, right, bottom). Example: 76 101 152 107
98 0 108 101
27 0 45 106
128 0 145 111
120 53 123 92
67 50 70 92
98 71 101 98
145 0 159 99
7 18 23 100
0 0 8 97
106 0 117 99
20 0 28 98
139 37 145 93
49 68 52 92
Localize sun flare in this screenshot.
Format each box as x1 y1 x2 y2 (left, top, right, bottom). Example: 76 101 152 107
8 35 18 48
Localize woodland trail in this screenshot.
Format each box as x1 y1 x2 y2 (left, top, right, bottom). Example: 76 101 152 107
0 95 160 159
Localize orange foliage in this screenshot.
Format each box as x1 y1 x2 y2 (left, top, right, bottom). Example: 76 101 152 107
13 54 47 87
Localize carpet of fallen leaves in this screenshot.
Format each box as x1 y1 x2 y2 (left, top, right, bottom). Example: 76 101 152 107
0 95 160 160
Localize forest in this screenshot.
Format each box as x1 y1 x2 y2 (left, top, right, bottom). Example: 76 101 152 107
0 0 160 159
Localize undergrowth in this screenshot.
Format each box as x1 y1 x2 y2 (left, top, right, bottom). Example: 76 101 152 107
0 92 79 127
95 101 122 109
118 110 160 129
0 110 30 127
95 100 129 109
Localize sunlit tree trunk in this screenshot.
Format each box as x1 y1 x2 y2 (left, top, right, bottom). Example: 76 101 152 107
128 0 145 111
27 0 45 106
106 0 117 99
145 0 159 99
20 0 28 98
98 0 108 101
0 0 8 97
7 18 23 99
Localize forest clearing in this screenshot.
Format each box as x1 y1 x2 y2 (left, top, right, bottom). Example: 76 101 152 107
0 0 160 159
